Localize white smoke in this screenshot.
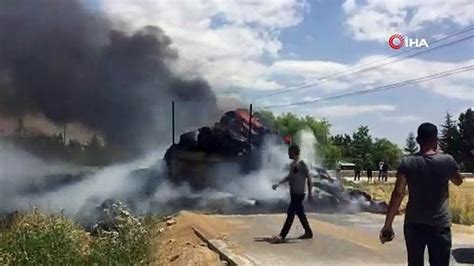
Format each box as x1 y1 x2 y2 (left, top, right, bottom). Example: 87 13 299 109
0 133 297 217
295 129 320 166
3 129 365 220
222 136 289 200
0 141 166 216
36 149 165 215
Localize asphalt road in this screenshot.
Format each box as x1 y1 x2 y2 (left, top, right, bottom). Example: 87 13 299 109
213 213 473 265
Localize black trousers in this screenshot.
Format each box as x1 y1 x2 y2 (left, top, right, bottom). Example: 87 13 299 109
279 194 313 239
404 224 452 266
354 170 361 181
382 171 388 182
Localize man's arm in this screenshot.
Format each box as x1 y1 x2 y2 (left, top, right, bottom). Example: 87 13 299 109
301 162 312 200
306 172 312 201
450 171 463 186
273 175 289 190
380 172 407 243
278 175 290 185
384 172 407 227
448 157 463 186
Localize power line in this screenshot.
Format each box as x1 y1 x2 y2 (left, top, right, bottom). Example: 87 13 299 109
259 34 474 98
284 25 474 89
261 64 474 109
257 28 474 98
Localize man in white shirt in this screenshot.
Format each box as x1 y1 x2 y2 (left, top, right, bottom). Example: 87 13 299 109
272 144 313 242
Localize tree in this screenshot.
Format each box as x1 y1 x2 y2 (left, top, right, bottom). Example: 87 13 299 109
259 111 338 167
273 113 305 137
320 144 342 169
372 138 403 168
404 132 418 155
351 126 373 167
255 110 275 129
439 112 461 160
458 108 474 172
331 134 353 161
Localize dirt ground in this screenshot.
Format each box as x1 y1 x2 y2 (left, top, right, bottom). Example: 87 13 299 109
150 211 234 266
149 210 473 265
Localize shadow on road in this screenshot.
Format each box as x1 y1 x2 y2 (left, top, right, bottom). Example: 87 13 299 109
452 248 474 264
254 236 299 244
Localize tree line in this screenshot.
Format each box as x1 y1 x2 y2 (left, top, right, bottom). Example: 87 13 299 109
256 111 402 170
436 108 473 172
3 134 128 166
258 108 473 172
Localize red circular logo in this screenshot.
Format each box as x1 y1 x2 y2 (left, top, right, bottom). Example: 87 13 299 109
388 34 404 49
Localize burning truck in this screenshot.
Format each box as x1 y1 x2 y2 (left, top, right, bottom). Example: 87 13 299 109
164 108 276 189
162 108 388 214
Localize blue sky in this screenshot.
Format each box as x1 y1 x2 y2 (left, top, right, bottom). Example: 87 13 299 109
98 0 473 146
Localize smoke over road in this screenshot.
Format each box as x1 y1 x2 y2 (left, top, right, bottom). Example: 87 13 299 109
0 129 387 226
0 0 217 152
0 138 288 223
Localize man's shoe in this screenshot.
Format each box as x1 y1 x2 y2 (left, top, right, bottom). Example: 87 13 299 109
297 233 313 239
271 235 285 243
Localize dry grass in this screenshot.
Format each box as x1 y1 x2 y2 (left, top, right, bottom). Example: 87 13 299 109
0 210 90 265
449 182 474 225
350 181 474 226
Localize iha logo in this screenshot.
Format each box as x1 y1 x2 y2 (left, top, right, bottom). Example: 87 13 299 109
388 33 429 49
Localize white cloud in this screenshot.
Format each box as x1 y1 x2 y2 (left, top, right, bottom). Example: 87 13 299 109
265 57 474 100
314 104 396 117
99 1 473 104
270 60 347 77
386 115 422 123
101 0 307 91
342 0 474 42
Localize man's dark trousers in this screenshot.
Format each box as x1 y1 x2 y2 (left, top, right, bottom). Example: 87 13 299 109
279 194 313 238
404 224 452 266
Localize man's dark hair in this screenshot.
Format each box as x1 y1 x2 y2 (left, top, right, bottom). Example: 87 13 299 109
417 122 438 142
288 144 300 155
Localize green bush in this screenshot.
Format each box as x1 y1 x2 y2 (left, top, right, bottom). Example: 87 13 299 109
0 210 89 265
460 212 474 226
0 205 156 265
451 207 462 224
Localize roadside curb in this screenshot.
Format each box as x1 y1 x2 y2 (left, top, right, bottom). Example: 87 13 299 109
192 226 256 266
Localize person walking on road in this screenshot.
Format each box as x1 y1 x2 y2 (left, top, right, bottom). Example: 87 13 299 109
272 144 313 242
380 122 464 266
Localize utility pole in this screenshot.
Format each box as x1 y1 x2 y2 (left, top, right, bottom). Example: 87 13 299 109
16 116 24 137
63 124 67 145
172 101 175 145
248 103 253 150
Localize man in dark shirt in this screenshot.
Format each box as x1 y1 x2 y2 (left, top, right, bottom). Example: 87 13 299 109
380 123 463 266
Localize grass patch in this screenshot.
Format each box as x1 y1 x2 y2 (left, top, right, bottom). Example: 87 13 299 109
0 210 89 265
0 204 161 265
348 180 474 225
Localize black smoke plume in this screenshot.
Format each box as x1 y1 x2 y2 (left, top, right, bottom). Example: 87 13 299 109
0 0 218 152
